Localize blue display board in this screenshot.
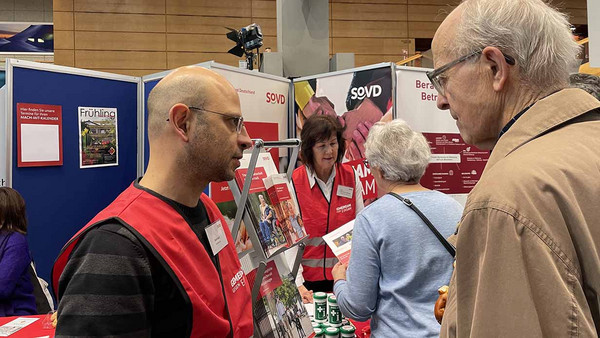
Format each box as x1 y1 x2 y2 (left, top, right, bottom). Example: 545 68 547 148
9 63 139 282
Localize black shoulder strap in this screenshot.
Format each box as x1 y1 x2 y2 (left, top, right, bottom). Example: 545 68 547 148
388 192 456 258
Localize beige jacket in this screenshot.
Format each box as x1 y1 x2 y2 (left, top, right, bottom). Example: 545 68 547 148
441 89 600 337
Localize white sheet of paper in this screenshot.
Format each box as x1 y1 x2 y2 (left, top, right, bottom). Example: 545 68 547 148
20 124 59 162
206 219 227 255
0 317 39 336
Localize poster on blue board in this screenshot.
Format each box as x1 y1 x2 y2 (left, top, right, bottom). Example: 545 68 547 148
78 107 119 168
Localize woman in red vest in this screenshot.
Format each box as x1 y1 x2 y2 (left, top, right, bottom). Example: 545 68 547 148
292 114 363 299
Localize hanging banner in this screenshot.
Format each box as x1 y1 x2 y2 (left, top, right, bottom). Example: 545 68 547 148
293 64 394 200
16 103 63 167
396 67 489 203
78 106 118 168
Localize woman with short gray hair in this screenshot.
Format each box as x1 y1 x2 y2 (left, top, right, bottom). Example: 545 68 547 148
332 119 463 337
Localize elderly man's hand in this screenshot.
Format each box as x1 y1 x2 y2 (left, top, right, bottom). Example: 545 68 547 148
51 311 58 328
434 285 449 324
332 262 348 283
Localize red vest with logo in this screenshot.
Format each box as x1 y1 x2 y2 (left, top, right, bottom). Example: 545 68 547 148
52 183 253 338
292 164 357 282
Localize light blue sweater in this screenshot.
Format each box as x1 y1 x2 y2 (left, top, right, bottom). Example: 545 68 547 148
334 191 463 338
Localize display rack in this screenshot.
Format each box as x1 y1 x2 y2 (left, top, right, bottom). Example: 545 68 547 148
227 138 306 304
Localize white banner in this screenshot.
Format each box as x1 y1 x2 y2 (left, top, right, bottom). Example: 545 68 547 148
212 67 289 159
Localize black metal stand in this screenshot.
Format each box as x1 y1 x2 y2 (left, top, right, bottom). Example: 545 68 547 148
227 138 307 325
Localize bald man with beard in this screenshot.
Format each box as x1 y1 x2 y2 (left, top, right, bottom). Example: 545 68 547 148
52 66 254 337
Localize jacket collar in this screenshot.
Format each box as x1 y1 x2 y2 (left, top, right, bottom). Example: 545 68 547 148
306 164 337 189
485 88 600 173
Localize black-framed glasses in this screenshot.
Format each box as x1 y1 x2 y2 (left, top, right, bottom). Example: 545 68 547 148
426 50 516 97
190 106 244 134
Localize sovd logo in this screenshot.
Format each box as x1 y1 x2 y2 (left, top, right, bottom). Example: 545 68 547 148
350 85 382 100
266 92 286 104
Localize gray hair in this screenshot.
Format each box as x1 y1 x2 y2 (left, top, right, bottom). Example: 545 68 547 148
570 73 600 100
365 119 431 184
452 0 580 89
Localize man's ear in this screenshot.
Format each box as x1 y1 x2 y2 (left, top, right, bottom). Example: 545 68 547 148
482 46 511 92
168 104 192 142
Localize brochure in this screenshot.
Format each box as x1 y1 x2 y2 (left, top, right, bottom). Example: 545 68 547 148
322 220 354 265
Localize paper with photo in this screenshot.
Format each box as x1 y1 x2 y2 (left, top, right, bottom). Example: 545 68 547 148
322 220 354 265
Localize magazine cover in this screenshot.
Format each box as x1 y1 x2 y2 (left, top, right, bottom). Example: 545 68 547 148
264 173 307 246
322 220 354 265
235 165 289 258
247 257 313 338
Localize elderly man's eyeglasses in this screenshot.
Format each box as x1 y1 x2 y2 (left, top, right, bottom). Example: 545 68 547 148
426 50 516 97
190 106 244 134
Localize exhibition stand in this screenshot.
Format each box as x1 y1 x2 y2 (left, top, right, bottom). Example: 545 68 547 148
1 58 483 337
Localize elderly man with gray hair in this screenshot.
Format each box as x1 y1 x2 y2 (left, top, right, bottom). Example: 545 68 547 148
331 119 463 337
429 0 600 336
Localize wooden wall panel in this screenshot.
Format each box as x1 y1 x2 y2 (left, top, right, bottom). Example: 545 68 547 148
166 0 250 16
75 32 166 51
75 13 166 32
53 50 74 66
252 1 275 18
54 0 589 75
408 21 440 39
331 3 407 21
166 15 250 34
331 0 406 4
53 11 73 30
167 52 241 68
74 0 165 14
54 30 74 49
331 20 408 38
54 0 73 11
408 5 454 22
333 37 413 55
75 51 167 69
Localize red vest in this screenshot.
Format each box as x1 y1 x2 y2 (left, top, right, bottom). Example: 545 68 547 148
52 183 253 338
292 164 357 282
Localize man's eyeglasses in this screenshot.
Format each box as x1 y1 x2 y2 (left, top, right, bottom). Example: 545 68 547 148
426 50 516 97
189 106 244 134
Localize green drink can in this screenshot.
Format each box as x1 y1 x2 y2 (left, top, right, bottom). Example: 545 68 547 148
314 292 328 323
324 326 340 338
340 325 356 337
328 294 342 327
314 327 325 337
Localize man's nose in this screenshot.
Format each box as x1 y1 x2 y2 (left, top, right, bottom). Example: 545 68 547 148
238 125 252 150
436 92 450 110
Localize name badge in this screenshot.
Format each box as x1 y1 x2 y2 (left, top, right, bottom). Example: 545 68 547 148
206 220 227 256
337 185 354 199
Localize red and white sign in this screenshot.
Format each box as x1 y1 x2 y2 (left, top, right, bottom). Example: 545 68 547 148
16 103 63 167
420 133 488 194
